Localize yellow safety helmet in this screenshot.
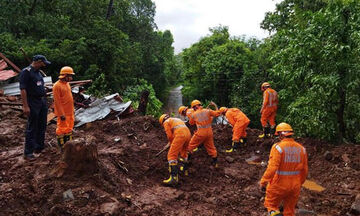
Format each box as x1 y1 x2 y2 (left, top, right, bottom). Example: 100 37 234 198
159 114 169 125
178 106 187 115
191 99 201 108
261 82 270 91
59 66 75 78
275 122 294 136
219 107 228 114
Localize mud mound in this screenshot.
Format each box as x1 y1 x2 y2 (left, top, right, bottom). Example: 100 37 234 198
0 114 359 215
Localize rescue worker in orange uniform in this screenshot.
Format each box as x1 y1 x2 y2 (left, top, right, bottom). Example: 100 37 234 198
219 107 250 152
187 100 220 167
53 66 75 151
259 82 278 138
178 105 198 150
259 123 308 216
178 105 194 121
159 114 191 185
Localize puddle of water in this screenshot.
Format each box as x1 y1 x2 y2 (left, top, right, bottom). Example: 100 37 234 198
302 180 325 192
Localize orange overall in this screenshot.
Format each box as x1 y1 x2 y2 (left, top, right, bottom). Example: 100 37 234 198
225 108 250 141
260 138 308 216
163 118 191 162
187 108 220 158
261 88 278 127
53 80 74 135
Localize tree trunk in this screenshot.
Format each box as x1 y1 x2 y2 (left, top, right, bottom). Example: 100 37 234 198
106 0 114 20
138 90 149 115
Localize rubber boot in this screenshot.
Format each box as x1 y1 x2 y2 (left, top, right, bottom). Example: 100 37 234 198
268 210 283 216
258 127 267 138
211 157 218 168
226 141 239 153
64 132 73 143
57 135 65 152
270 126 276 138
163 163 179 186
242 138 247 147
179 158 189 176
265 126 271 138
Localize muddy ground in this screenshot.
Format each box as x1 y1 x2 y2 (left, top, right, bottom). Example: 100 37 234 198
0 106 359 216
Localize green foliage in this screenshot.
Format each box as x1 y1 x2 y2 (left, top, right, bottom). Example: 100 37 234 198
0 0 177 109
181 26 265 128
122 79 163 117
261 0 360 143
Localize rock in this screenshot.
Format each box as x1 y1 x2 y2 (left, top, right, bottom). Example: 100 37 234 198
297 208 316 215
225 156 235 163
63 189 74 201
100 201 119 215
351 194 360 214
347 183 355 190
324 151 333 161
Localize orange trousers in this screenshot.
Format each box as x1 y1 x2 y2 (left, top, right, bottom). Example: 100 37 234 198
232 120 250 141
261 107 277 127
167 129 191 161
56 114 74 135
265 177 301 216
187 129 217 158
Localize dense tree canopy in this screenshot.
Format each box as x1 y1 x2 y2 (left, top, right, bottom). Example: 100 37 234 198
181 0 360 143
0 0 178 116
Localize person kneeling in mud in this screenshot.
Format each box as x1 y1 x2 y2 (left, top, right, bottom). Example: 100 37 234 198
159 114 191 186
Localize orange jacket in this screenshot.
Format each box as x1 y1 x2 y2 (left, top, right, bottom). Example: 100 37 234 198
189 107 220 130
262 88 278 111
260 138 308 186
185 108 194 119
53 80 74 117
163 117 189 143
225 108 250 126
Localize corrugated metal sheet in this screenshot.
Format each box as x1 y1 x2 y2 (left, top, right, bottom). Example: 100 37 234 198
1 76 52 96
0 59 17 81
75 93 132 127
0 70 17 81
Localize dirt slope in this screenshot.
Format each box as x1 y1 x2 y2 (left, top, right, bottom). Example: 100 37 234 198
0 111 359 216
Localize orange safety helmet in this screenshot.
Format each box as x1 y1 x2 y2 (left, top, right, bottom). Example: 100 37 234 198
59 66 75 78
159 114 169 125
178 106 187 115
219 107 228 114
191 99 201 108
275 122 294 136
261 82 270 91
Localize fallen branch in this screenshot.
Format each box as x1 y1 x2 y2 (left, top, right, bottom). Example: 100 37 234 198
110 156 128 173
0 102 22 106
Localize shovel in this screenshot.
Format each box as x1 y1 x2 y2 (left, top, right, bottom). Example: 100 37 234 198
155 142 170 157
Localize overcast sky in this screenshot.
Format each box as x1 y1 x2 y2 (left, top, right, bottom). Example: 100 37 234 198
153 0 282 53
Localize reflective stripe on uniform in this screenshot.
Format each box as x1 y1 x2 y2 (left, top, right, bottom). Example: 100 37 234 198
172 124 186 130
198 124 211 129
275 145 283 153
276 170 300 175
267 90 278 107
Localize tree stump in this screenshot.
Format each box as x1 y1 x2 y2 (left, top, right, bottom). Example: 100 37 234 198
52 136 98 177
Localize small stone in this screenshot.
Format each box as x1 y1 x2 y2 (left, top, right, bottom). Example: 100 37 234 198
347 183 355 190
351 194 360 214
225 156 235 163
100 202 119 215
324 151 333 161
126 178 133 185
63 189 74 200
